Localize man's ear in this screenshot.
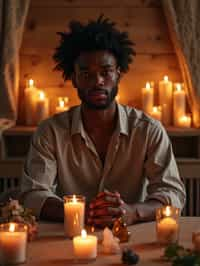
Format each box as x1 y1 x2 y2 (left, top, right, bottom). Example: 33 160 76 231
117 67 121 81
71 72 77 88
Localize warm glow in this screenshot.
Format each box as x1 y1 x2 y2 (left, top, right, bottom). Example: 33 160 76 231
72 195 77 203
64 97 69 104
153 106 158 112
81 229 87 239
115 95 120 102
9 223 15 232
39 91 45 100
145 82 151 90
164 76 169 82
175 83 182 91
29 79 34 87
164 206 171 217
59 99 65 108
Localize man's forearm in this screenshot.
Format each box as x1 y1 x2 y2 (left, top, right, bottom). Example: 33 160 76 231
40 198 64 222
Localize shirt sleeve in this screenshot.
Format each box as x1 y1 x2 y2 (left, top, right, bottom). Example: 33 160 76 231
144 122 186 210
20 121 62 218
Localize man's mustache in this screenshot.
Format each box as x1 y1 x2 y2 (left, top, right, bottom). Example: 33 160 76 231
87 88 108 95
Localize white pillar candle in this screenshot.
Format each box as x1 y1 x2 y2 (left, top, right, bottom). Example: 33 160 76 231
173 83 186 127
73 229 97 261
159 76 173 126
55 97 69 113
150 106 162 121
156 206 180 244
0 223 27 265
142 82 154 115
64 195 85 238
24 79 37 125
35 91 49 125
178 115 191 128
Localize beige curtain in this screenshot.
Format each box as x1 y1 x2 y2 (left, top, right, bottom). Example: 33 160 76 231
162 0 200 127
0 0 30 128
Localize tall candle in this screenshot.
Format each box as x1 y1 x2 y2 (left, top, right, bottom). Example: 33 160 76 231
24 79 37 125
156 206 180 244
35 91 49 125
150 106 162 121
64 195 85 238
159 76 173 126
142 82 154 115
173 83 186 127
0 223 27 265
73 229 97 261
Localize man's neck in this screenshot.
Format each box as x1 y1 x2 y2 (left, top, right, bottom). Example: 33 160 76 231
81 102 117 132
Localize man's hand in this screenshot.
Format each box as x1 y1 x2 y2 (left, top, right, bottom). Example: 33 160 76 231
87 190 126 228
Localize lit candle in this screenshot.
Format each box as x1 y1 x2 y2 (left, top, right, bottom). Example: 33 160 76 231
156 206 180 244
178 115 191 128
150 106 162 121
24 79 37 125
35 90 49 125
64 195 85 238
55 97 69 113
73 229 97 261
142 82 154 115
159 76 173 126
0 223 27 265
173 83 186 127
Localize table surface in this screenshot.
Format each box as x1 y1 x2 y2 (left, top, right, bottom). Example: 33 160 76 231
26 217 200 266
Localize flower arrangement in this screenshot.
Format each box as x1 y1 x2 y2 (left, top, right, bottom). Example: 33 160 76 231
0 199 38 241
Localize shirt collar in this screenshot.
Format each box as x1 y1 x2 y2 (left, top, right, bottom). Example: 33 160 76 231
71 103 129 137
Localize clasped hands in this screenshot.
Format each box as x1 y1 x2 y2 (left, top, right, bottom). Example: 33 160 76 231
87 190 134 228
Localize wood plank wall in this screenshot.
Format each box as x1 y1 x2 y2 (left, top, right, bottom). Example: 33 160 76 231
19 0 182 122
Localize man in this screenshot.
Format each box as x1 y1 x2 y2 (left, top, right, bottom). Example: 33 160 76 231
21 16 186 227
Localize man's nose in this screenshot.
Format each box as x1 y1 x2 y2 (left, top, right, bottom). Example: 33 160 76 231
92 73 104 87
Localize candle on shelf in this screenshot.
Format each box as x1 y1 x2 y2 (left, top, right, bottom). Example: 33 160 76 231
150 106 162 121
173 83 186 127
156 206 180 245
73 229 97 262
159 76 173 126
0 223 27 265
35 90 49 125
178 114 191 128
24 79 37 125
142 82 154 115
64 195 85 238
55 97 69 113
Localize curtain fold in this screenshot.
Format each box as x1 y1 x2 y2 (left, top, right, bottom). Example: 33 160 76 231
162 0 200 127
0 0 30 126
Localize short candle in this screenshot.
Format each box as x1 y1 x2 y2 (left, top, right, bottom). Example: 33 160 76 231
73 229 97 261
156 206 180 244
0 223 27 265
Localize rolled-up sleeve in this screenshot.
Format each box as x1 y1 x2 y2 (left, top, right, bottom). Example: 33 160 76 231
20 122 61 218
144 122 186 210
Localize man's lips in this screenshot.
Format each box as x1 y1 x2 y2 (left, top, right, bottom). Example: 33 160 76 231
88 90 107 100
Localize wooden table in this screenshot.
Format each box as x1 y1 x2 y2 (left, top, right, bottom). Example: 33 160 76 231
26 217 200 266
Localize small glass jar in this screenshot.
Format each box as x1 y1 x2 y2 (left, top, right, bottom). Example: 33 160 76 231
156 205 180 245
0 222 28 265
64 195 85 238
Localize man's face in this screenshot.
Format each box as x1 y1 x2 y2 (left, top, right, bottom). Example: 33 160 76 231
73 50 120 110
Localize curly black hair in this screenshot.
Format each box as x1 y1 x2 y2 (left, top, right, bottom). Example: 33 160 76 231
53 15 136 81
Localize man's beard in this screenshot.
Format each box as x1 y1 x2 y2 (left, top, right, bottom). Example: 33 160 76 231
77 86 118 110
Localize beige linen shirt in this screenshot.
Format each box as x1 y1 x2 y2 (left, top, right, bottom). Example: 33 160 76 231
21 104 186 218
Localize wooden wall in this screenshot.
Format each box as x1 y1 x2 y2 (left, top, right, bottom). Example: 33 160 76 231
19 0 182 121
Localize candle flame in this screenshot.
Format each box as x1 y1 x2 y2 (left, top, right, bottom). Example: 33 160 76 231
29 79 34 87
152 106 158 112
165 206 171 217
9 223 15 232
81 229 87 239
146 82 151 90
39 91 45 100
175 84 182 91
164 76 169 82
59 100 65 108
72 194 77 203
